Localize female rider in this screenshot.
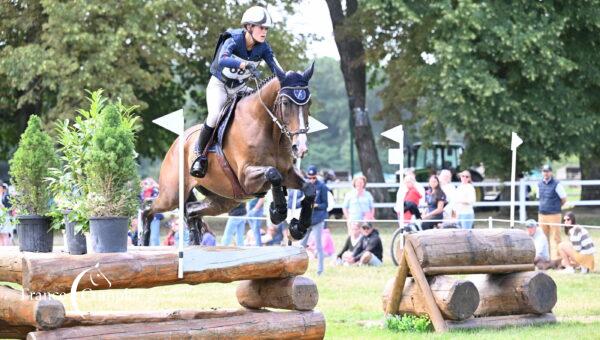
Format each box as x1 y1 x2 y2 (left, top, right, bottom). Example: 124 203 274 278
190 6 285 178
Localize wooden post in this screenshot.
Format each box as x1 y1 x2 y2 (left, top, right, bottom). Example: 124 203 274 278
0 285 65 330
404 241 447 332
446 313 556 330
21 246 308 294
385 250 408 315
27 310 326 340
422 264 534 275
236 276 318 311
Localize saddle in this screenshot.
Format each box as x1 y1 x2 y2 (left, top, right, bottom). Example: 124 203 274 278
195 93 250 199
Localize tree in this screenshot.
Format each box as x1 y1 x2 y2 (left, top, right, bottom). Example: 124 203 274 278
0 0 307 160
325 0 391 213
370 1 600 189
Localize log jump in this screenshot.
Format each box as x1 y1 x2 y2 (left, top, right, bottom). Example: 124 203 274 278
384 228 558 332
0 246 325 339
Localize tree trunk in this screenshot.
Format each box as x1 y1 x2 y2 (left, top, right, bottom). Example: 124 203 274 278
325 0 392 218
580 151 600 200
236 276 319 311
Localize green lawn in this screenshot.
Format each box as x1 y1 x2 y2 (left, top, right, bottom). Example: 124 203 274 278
3 211 600 339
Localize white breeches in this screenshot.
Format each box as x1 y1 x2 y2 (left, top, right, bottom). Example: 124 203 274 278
205 76 249 128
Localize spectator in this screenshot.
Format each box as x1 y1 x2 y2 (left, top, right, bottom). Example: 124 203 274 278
336 221 362 265
263 221 284 246
300 165 329 275
421 175 446 230
200 221 217 246
439 169 456 222
559 212 595 274
525 219 552 270
0 182 12 246
246 197 264 246
394 175 422 225
348 222 383 266
221 203 247 246
454 170 476 229
140 178 163 246
342 175 374 227
538 165 567 261
165 218 189 246
128 217 139 246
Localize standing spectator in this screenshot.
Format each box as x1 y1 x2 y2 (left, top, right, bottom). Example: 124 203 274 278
439 169 456 222
221 203 247 246
421 175 446 230
394 175 422 224
538 165 567 261
246 197 264 246
342 175 374 228
140 178 163 246
349 222 383 266
200 221 217 246
336 221 362 265
559 212 595 273
525 219 552 269
454 170 476 229
300 165 329 275
0 182 12 246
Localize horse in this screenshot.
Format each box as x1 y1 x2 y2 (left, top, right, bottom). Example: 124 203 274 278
142 63 317 245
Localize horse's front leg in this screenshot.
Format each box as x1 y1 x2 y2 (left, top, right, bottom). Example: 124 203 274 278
284 167 316 241
244 166 288 225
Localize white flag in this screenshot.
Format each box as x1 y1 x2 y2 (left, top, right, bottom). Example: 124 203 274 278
511 132 523 151
153 109 184 135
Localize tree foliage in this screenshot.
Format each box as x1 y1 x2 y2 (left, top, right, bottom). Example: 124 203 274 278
9 115 58 215
0 0 307 159
366 1 600 178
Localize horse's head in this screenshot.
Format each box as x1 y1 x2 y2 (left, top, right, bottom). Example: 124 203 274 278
274 62 314 159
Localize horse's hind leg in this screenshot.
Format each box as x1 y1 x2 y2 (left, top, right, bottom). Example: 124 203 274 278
141 186 179 246
186 190 240 239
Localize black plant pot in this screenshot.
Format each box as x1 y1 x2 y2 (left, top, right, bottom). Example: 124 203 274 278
17 215 53 253
89 216 128 253
66 221 87 255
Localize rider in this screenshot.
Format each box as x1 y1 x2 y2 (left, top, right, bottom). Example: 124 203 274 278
190 5 285 178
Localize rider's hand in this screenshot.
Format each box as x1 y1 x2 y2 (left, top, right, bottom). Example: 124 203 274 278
246 63 261 79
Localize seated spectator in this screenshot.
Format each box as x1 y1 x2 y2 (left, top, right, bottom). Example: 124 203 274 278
263 222 285 246
525 219 553 270
336 222 362 265
349 222 383 266
164 218 189 246
307 227 335 258
559 212 596 274
200 221 216 246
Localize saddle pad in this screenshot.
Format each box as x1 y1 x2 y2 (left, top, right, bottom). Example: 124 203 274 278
183 246 304 272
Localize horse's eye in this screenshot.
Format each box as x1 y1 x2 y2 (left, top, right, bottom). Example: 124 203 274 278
282 99 289 106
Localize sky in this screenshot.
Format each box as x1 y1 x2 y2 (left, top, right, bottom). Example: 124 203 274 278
274 0 340 59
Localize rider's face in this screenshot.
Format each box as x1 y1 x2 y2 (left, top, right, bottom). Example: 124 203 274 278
251 25 269 43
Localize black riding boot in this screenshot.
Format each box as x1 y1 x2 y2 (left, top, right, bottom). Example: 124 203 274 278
190 124 215 178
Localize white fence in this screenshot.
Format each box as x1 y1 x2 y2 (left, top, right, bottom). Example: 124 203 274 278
326 179 600 223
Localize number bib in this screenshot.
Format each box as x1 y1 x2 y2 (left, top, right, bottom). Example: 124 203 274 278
221 55 260 81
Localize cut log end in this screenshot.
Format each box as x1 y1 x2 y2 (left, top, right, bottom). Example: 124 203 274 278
525 272 558 314
237 276 319 311
36 299 66 329
444 279 479 321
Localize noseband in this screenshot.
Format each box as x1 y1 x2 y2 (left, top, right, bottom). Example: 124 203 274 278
255 78 310 144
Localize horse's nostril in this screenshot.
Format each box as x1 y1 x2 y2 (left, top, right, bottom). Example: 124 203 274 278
292 145 298 152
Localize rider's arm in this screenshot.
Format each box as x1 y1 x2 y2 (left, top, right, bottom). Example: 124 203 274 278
262 45 284 75
218 38 243 69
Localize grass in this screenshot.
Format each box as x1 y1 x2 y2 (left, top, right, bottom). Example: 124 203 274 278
3 210 600 339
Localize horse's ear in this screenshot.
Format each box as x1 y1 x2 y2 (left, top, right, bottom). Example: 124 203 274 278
302 61 315 82
275 66 286 82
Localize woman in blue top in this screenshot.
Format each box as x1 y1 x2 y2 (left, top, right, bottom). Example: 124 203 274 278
191 6 285 178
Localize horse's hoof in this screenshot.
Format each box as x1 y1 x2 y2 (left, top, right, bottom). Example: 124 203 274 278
288 218 306 240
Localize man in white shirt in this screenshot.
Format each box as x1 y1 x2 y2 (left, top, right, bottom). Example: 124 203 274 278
526 219 553 270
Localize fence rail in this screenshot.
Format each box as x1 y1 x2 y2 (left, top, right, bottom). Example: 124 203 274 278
326 179 600 223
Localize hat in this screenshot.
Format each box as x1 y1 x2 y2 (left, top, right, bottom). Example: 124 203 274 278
541 164 552 172
525 219 537 228
307 165 318 176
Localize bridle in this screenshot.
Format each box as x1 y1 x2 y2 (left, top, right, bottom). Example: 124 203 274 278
254 78 310 144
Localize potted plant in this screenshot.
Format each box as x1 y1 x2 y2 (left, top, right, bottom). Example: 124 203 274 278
9 115 59 252
84 95 139 253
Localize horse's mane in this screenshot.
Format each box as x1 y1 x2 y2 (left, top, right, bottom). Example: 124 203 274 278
241 75 278 98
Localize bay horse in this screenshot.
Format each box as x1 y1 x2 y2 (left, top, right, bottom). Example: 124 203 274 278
142 63 317 244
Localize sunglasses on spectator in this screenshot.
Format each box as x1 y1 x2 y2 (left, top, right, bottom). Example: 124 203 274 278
461 175 470 178
361 224 372 230
308 176 317 180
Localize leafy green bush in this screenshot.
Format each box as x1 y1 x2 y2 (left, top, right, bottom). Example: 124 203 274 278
385 314 431 333
9 115 59 215
83 93 140 217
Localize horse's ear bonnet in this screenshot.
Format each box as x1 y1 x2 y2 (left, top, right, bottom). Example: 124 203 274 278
278 61 314 105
